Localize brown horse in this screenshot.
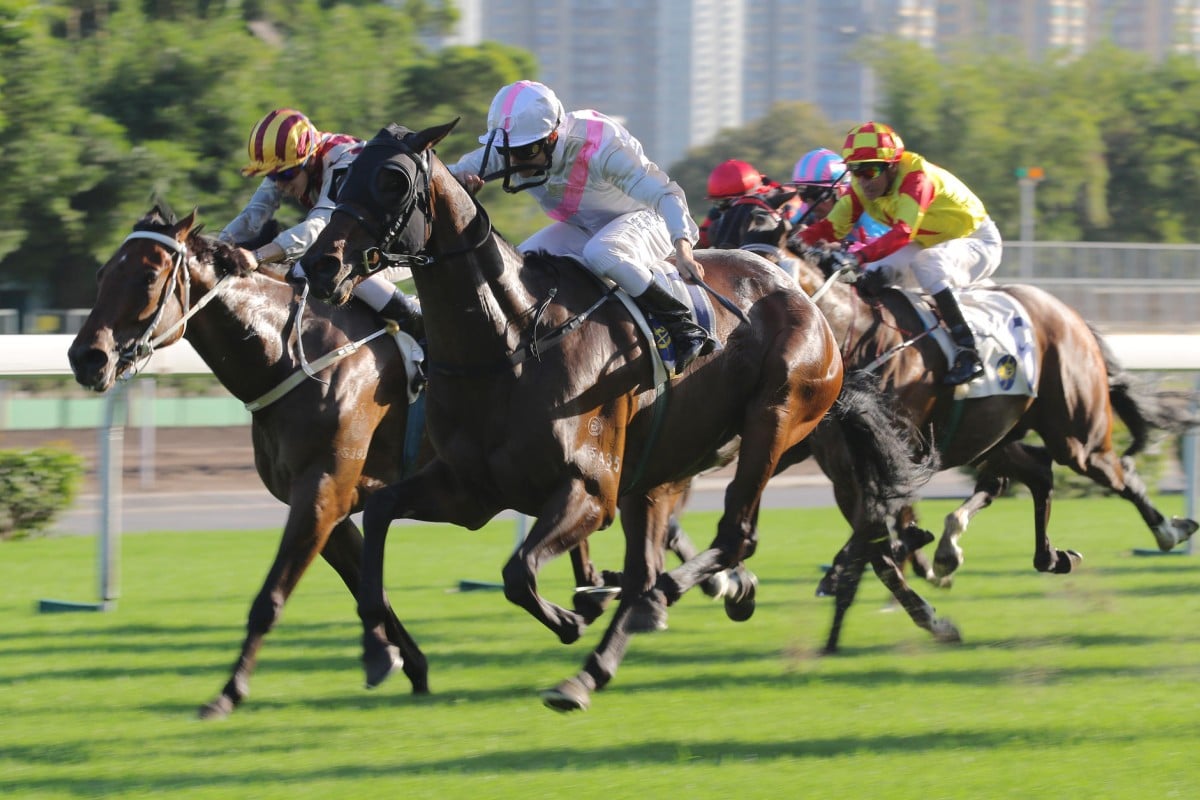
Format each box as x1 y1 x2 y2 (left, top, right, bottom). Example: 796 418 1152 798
300 121 929 711
710 197 1198 651
67 207 431 719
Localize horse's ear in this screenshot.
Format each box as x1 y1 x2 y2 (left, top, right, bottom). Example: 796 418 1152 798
174 208 200 242
763 187 798 210
412 118 460 152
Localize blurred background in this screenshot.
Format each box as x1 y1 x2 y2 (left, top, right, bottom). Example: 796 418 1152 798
3 0 1200 476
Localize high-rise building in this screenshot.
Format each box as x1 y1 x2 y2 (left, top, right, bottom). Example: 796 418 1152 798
436 0 1200 168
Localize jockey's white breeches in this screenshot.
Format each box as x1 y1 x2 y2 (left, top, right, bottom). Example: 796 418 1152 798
866 216 1002 295
519 209 674 296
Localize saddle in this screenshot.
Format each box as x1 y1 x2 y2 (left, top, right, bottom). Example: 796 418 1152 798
889 287 1039 400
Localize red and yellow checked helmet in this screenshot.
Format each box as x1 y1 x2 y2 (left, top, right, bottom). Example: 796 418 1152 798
841 122 905 164
241 109 320 177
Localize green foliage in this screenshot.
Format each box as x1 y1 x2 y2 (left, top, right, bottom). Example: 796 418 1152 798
9 6 1200 307
0 446 85 540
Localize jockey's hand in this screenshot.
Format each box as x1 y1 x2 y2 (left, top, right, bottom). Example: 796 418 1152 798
457 172 485 194
819 247 858 279
675 238 705 282
855 267 889 298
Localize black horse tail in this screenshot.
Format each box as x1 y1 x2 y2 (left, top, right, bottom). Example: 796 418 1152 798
1087 322 1198 457
825 370 939 520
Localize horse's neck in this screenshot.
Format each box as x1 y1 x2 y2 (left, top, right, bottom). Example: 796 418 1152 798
422 175 535 358
181 259 296 399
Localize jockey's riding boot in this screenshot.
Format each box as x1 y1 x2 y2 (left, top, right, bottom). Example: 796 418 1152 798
933 288 984 385
633 282 717 374
380 289 425 340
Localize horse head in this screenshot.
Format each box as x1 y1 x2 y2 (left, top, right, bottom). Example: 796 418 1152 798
707 193 803 281
68 206 254 391
303 120 459 306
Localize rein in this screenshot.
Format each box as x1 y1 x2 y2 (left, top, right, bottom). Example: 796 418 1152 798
119 229 391 412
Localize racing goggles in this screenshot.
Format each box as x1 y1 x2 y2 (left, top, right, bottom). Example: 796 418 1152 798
269 164 304 183
847 162 888 180
496 139 548 162
798 185 834 203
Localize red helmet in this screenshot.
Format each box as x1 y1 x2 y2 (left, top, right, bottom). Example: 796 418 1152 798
841 122 905 164
707 159 762 200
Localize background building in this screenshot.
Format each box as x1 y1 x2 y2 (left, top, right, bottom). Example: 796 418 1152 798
440 0 1200 167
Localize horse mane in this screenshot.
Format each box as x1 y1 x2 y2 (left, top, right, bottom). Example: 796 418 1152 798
131 204 255 279
709 196 791 251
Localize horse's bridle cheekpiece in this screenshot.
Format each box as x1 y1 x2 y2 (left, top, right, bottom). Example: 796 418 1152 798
334 124 494 275
333 124 435 275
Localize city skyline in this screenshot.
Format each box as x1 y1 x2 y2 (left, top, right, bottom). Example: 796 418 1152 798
430 0 1200 167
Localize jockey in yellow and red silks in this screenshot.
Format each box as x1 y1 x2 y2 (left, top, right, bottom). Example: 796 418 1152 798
797 122 1002 385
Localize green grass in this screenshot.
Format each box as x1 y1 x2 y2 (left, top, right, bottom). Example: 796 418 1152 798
3 497 1199 799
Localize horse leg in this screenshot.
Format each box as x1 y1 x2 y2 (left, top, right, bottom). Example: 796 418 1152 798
569 540 618 624
824 536 869 654
199 489 350 719
500 479 607 645
357 461 500 689
1100 454 1197 551
542 490 673 712
934 470 1010 582
319 518 429 693
867 529 962 645
993 443 1082 574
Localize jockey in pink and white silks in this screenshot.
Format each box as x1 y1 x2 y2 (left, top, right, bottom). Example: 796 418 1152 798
448 80 716 374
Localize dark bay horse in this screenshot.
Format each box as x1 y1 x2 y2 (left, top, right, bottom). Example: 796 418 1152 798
67 207 429 719
711 198 1198 651
300 121 929 711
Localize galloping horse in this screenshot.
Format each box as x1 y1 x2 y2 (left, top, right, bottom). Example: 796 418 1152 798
300 121 928 711
710 197 1197 651
67 207 430 719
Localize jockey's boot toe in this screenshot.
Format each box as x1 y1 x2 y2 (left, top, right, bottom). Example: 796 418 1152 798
381 292 425 340
944 349 984 385
672 327 718 374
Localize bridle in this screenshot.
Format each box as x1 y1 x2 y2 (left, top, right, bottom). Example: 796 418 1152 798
114 230 233 374
333 130 498 280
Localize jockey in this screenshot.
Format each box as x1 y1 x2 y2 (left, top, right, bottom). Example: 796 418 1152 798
219 108 423 338
448 80 716 373
699 159 799 247
788 148 887 244
796 123 1001 384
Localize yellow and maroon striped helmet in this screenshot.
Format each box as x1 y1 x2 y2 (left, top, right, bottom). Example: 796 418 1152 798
241 109 319 177
841 122 905 164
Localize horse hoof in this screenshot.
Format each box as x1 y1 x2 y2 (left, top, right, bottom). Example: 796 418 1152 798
573 585 620 623
198 696 235 721
700 569 730 599
927 574 953 590
1154 517 1198 551
540 678 590 712
363 643 403 689
724 570 758 622
931 617 962 643
627 593 669 633
815 571 837 597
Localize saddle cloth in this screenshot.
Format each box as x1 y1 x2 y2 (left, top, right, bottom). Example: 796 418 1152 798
894 287 1039 400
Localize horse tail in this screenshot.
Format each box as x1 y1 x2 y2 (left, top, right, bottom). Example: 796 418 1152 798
1087 322 1198 457
824 370 939 520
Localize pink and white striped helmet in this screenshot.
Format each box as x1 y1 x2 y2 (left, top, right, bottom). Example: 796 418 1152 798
480 80 565 147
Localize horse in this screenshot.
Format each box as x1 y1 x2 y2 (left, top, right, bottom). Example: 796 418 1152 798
709 196 1198 652
67 206 435 719
299 120 930 711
